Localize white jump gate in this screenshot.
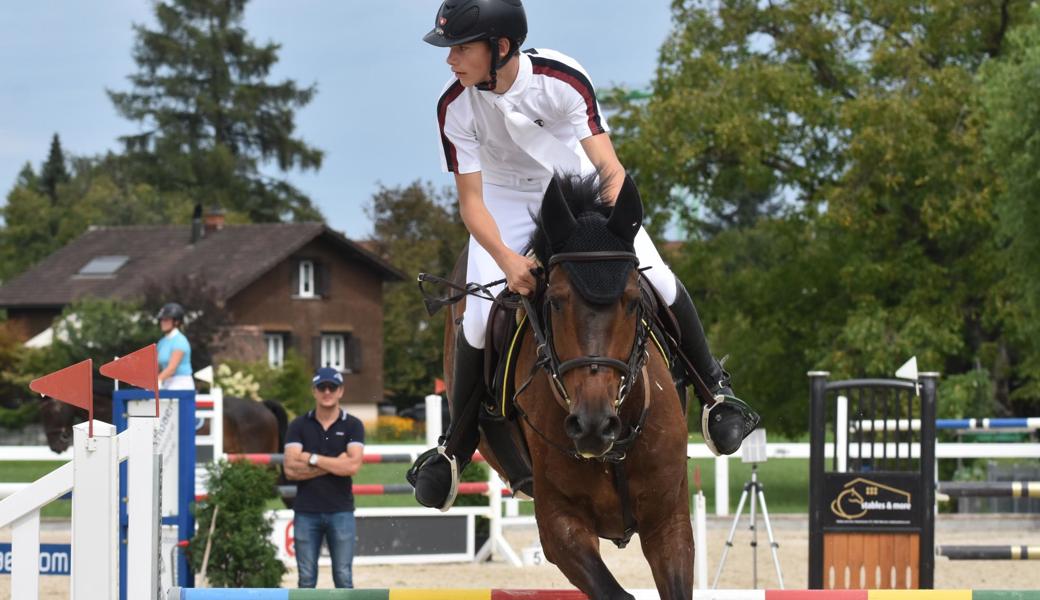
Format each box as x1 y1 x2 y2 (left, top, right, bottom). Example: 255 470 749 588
0 416 162 600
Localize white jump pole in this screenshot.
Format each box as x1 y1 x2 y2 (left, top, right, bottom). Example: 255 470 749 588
714 455 729 516
836 395 848 472
212 386 224 458
72 420 119 600
425 394 443 448
694 489 708 589
127 411 162 600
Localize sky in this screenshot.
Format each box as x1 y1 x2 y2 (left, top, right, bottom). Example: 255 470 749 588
0 1 675 240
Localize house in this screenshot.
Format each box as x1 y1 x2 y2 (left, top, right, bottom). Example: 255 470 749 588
0 211 404 416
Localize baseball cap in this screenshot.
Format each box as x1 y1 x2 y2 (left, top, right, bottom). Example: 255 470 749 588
312 367 344 388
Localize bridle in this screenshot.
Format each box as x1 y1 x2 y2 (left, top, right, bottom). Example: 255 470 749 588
525 251 649 410
514 250 653 463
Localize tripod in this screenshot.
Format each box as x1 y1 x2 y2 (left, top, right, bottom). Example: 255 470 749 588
712 464 784 589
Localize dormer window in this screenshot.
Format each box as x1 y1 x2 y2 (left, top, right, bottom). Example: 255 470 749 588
298 260 315 298
76 255 129 278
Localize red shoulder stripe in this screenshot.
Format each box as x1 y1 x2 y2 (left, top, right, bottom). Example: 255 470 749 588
437 80 466 171
529 56 605 135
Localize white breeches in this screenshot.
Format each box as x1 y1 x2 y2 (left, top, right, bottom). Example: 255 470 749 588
462 183 678 348
161 375 195 391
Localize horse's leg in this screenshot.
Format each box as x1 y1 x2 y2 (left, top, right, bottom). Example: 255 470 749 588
537 505 634 600
638 510 694 600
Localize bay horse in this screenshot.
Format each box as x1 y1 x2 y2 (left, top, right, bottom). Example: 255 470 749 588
444 174 693 600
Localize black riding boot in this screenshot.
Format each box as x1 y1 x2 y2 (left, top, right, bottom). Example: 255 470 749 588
670 278 760 455
408 327 485 509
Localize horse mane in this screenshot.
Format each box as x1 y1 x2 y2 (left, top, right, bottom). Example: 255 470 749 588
528 172 612 266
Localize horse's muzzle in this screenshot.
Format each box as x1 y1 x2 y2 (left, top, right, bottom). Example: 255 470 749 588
564 410 621 457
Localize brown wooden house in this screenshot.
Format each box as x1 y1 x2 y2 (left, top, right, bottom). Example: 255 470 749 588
0 214 404 413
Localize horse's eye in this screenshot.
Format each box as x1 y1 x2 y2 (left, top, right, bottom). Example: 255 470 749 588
627 299 639 314
549 297 562 312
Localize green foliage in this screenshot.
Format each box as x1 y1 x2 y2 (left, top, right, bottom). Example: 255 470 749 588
108 0 323 222
188 459 285 587
366 181 468 409
219 350 313 417
980 5 1040 406
610 0 1039 430
44 298 156 370
0 152 194 281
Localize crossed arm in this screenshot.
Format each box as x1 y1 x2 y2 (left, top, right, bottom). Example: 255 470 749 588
283 442 364 480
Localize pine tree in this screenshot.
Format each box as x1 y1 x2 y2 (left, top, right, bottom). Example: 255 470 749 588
38 134 69 203
108 0 323 222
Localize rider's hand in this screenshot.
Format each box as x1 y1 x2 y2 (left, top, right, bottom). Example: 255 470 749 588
498 251 538 296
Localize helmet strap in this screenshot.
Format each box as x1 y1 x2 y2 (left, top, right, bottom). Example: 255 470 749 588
476 36 501 91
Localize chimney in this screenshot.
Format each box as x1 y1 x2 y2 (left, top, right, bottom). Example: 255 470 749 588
191 204 203 244
204 206 226 234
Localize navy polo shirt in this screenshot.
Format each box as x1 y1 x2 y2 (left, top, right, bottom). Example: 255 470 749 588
284 408 365 513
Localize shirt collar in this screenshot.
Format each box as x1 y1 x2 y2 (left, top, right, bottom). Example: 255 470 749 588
478 52 532 107
164 328 180 339
307 408 347 422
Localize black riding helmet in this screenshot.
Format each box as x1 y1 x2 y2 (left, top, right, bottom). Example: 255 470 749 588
156 302 186 322
423 0 528 91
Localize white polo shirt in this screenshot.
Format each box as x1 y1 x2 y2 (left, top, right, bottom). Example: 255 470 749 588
436 48 610 191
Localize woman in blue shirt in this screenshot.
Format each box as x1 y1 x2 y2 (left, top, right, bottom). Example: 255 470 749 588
156 302 194 390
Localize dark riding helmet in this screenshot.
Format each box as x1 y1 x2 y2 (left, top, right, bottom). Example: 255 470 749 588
423 0 528 90
156 302 186 322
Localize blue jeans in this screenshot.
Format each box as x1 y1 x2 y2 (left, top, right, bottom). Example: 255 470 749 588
293 511 356 588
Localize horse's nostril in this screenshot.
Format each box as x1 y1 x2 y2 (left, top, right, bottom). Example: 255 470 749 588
564 414 583 440
600 415 622 441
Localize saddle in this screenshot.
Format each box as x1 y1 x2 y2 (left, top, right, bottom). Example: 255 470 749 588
477 273 691 499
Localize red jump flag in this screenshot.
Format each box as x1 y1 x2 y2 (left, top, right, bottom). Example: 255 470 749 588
434 378 447 395
31 359 94 437
100 344 160 417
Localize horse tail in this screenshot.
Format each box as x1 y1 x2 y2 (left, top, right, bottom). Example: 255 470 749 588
261 399 289 450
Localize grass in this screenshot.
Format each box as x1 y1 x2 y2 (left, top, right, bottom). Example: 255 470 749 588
0 461 72 518
0 452 826 519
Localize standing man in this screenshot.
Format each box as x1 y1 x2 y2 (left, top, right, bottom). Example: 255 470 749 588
284 368 365 589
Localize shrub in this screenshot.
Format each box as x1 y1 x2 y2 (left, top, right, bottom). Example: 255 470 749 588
188 460 285 587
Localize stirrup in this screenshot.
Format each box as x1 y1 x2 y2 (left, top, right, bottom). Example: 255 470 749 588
436 446 461 512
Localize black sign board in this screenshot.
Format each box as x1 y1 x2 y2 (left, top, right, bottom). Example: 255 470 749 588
356 514 470 556
822 472 923 530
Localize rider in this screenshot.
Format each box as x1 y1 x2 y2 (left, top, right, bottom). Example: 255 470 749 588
410 0 760 510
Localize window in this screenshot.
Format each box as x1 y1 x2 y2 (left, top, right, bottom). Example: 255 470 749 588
298 260 315 298
320 334 345 372
77 255 129 277
265 333 285 368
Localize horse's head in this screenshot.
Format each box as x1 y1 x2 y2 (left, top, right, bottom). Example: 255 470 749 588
531 173 647 458
39 397 76 453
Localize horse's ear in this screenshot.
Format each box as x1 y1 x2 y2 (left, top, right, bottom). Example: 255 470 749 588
541 176 576 249
606 173 643 243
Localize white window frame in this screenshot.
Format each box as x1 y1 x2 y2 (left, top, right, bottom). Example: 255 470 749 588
298 260 315 298
265 333 285 368
320 333 345 372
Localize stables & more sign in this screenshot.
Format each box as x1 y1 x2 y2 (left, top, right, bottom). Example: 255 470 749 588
823 473 922 529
